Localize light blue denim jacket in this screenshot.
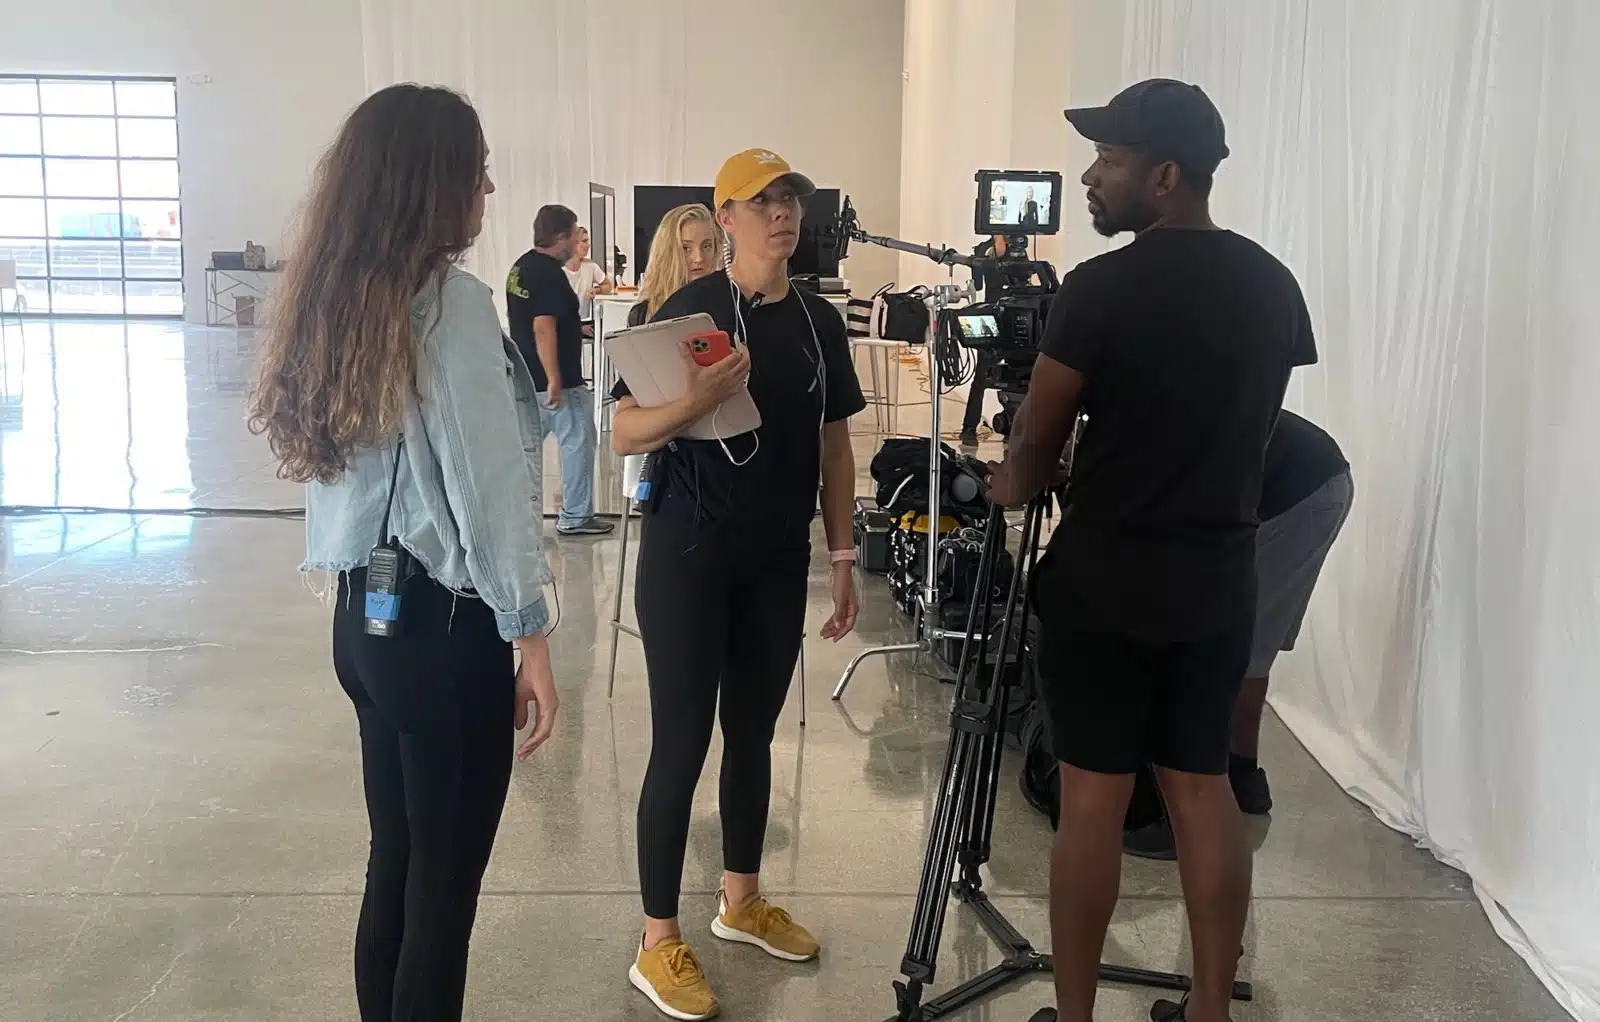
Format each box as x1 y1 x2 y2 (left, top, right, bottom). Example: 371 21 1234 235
304 266 553 639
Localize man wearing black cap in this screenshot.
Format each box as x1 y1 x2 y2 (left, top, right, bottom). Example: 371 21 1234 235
987 79 1318 1022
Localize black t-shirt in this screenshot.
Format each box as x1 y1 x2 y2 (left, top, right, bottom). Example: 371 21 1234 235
506 249 584 391
1259 410 1348 520
1038 229 1318 641
611 271 866 542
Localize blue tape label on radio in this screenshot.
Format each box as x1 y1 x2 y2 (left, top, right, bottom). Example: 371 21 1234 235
365 592 401 621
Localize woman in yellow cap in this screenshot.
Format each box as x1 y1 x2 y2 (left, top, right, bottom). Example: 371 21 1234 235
611 149 865 1019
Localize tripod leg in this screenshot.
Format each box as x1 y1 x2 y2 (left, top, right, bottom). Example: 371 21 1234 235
798 637 807 727
877 496 1238 1022
832 642 922 700
962 499 1047 876
606 504 632 699
893 506 1009 1010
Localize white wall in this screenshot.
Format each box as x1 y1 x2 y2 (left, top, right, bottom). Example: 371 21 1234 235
896 0 1094 286
1008 0 1074 271
3 0 901 322
362 0 904 301
0 0 367 323
1058 0 1128 269
896 0 1017 291
683 0 905 294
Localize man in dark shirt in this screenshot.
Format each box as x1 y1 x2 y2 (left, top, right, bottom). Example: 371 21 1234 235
989 80 1316 1022
507 205 613 536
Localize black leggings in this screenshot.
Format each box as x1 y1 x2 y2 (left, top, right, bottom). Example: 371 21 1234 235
634 505 809 920
333 569 514 1022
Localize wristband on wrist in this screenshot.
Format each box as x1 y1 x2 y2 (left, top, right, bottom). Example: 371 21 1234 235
829 549 857 565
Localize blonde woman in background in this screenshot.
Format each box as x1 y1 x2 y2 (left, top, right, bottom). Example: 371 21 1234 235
627 203 724 327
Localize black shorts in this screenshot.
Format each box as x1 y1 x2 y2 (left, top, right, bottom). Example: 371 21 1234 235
1032 571 1251 776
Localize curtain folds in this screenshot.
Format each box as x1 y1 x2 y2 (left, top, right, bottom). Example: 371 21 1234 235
1121 2 1600 1017
360 0 690 288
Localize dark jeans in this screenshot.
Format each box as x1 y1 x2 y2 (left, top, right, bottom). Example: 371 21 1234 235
633 497 809 919
333 569 515 1022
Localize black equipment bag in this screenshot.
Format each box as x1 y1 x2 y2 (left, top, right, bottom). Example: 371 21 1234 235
1018 654 1061 829
877 286 932 343
870 438 989 522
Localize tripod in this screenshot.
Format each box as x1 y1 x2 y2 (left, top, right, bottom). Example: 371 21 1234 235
886 493 1254 1021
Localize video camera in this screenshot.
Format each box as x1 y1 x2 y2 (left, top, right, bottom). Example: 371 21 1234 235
948 170 1062 369
831 169 1062 404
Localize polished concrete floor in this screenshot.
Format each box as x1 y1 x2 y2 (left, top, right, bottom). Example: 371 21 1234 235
0 319 1570 1021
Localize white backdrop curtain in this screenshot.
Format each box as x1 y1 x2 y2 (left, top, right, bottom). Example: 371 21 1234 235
897 0 1018 291
360 0 690 292
1119 2 1600 1017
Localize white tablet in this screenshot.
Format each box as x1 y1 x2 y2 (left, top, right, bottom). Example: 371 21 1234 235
604 313 761 441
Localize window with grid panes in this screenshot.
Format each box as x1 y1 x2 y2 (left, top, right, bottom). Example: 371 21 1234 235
0 76 182 316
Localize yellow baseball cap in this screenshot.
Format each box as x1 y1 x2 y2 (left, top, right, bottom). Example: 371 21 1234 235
713 149 817 209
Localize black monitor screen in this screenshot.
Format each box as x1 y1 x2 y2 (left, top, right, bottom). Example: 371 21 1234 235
633 186 713 283
791 189 841 278
954 313 1001 341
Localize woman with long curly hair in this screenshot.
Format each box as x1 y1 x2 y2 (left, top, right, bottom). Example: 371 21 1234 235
250 84 558 1022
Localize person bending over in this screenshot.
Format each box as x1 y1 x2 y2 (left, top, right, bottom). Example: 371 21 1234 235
1125 410 1354 857
611 148 866 1021
507 205 613 536
564 225 615 333
987 80 1318 1022
251 85 559 1022
627 202 724 328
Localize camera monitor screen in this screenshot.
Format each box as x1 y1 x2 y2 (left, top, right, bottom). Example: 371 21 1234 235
954 313 1001 342
975 170 1064 236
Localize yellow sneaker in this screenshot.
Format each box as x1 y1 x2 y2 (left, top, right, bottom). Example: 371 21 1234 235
711 890 821 962
629 937 720 1020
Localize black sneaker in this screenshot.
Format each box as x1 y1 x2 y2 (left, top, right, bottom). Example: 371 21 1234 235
1229 764 1273 815
1027 1010 1057 1022
1123 819 1178 861
1151 997 1232 1022
959 429 979 448
557 516 615 536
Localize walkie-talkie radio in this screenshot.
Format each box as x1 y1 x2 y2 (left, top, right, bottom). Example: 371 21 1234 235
364 543 407 637
364 438 412 638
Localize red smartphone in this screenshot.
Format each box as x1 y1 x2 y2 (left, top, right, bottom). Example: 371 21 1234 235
689 330 734 367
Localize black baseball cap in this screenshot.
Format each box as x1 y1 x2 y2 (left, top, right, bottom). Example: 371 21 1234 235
1064 79 1230 176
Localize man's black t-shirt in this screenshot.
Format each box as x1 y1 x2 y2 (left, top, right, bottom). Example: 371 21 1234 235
611 271 866 544
1260 410 1348 520
1038 229 1318 641
506 249 584 392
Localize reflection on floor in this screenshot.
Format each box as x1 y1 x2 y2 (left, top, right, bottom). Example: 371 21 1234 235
0 320 1569 1021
